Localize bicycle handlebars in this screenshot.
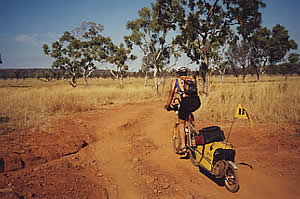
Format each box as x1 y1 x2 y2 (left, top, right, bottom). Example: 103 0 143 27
165 97 181 112
166 104 179 112
173 98 181 104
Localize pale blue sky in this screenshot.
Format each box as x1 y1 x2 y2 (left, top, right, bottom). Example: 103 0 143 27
0 0 299 71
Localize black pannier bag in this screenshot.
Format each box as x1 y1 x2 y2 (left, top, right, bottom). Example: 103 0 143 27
195 126 225 145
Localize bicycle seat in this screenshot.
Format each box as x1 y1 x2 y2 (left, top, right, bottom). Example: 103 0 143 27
188 113 194 122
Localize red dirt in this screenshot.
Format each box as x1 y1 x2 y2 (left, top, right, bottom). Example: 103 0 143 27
0 100 299 198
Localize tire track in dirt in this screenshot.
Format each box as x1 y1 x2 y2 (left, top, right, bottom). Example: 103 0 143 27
93 105 145 198
90 100 299 199
91 101 231 198
136 101 238 199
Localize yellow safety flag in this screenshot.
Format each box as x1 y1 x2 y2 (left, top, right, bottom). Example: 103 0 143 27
235 104 253 127
235 104 249 119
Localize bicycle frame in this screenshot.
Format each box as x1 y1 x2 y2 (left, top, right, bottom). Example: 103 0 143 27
170 98 195 153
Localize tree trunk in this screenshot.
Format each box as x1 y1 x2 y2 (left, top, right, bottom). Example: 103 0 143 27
69 73 77 88
220 68 226 83
82 66 95 88
161 73 167 96
220 73 224 83
201 72 208 102
119 74 123 88
84 76 88 87
242 64 247 82
259 66 265 80
200 55 209 102
256 70 260 80
242 73 247 81
144 71 148 88
153 66 159 95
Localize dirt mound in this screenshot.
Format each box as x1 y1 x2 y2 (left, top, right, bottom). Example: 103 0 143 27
1 101 299 198
0 113 100 198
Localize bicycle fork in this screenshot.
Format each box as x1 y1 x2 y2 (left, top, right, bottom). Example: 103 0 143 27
185 123 196 150
173 122 180 139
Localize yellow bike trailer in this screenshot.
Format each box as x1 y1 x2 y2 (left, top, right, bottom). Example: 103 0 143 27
188 126 239 192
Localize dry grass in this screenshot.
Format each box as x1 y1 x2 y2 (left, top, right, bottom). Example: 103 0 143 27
195 75 300 123
0 78 159 130
0 75 299 130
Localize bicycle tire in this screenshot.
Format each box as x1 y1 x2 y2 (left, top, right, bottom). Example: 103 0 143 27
224 163 239 193
172 126 180 154
187 128 199 166
189 147 198 166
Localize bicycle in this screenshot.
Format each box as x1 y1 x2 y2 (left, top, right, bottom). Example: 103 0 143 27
168 98 197 158
166 98 239 192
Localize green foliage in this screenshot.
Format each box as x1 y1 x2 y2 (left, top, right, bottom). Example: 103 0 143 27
288 53 300 64
269 24 298 64
125 4 176 70
250 24 298 79
40 1 299 86
107 43 136 75
42 22 113 87
175 0 264 64
265 63 300 76
232 0 266 40
125 1 182 92
251 25 298 65
168 0 265 95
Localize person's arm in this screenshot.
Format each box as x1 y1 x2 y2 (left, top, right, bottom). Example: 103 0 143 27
165 79 176 107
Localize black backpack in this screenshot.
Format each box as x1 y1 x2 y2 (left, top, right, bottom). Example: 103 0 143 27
183 79 198 97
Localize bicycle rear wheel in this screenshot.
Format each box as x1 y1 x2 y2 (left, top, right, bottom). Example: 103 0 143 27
188 129 199 166
189 147 198 166
224 163 239 193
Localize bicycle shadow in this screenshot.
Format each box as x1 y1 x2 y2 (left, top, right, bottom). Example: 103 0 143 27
179 153 224 186
196 162 253 189
197 166 225 187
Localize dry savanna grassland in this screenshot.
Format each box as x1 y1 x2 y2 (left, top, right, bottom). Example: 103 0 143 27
1 75 300 199
0 75 299 131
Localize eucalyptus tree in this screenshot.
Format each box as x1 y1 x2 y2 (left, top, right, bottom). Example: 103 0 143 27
250 24 297 80
269 25 298 64
225 40 252 80
212 43 229 82
141 54 152 88
288 53 300 64
125 1 182 94
248 27 271 79
169 0 265 99
107 43 136 88
232 0 265 80
43 22 112 87
225 41 240 78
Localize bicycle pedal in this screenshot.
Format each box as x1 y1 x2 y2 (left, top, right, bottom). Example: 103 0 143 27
176 148 187 155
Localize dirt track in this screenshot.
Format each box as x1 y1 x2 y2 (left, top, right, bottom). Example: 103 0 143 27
1 100 300 198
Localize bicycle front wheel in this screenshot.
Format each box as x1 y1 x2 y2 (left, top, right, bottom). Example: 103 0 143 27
172 126 180 154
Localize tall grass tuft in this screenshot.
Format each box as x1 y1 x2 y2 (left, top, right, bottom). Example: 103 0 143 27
196 76 300 123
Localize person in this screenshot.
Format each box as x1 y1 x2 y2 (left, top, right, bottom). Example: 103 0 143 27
164 66 201 153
